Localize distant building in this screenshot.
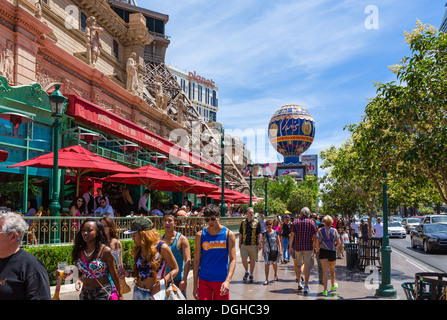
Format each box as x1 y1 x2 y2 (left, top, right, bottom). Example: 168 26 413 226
440 2 447 32
168 65 218 123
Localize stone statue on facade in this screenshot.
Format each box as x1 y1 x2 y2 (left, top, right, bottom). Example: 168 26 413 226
35 0 42 19
0 40 14 85
126 52 139 94
154 75 168 111
177 94 185 125
85 16 103 66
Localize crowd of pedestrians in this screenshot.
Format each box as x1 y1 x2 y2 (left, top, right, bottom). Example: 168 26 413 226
0 206 385 300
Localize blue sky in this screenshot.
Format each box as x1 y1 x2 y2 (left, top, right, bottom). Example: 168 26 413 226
140 0 444 175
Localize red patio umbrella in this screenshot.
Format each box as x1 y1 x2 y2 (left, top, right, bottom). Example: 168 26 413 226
8 145 135 196
102 164 187 189
155 175 219 204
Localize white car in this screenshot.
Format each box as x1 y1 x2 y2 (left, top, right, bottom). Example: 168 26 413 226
388 221 406 238
402 217 422 234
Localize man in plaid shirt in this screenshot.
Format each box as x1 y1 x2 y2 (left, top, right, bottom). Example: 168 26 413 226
289 207 317 294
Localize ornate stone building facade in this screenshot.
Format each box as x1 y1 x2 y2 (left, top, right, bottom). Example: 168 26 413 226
0 0 249 193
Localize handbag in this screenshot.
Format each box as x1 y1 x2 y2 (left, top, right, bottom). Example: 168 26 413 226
265 232 279 262
151 278 186 300
166 282 186 300
82 250 117 300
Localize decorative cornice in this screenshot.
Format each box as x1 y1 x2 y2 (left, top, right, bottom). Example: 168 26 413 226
0 0 52 39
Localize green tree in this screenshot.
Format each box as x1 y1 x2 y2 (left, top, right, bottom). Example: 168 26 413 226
253 197 287 216
287 188 316 213
364 21 447 204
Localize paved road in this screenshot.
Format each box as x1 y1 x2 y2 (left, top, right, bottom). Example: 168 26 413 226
390 237 447 273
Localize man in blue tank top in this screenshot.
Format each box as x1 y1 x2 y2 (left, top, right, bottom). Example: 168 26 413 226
162 211 191 298
193 204 236 300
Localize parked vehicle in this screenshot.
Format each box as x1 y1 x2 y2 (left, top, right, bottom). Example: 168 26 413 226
410 223 447 253
402 217 422 234
390 216 403 223
420 215 447 225
388 221 406 238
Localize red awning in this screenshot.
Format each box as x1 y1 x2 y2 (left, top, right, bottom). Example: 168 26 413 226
65 95 221 175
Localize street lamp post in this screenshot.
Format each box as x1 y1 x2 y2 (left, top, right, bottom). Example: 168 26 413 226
376 170 397 297
48 85 67 244
264 174 269 216
248 161 254 207
220 127 227 217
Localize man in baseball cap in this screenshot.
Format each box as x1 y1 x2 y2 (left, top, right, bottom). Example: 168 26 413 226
124 217 154 234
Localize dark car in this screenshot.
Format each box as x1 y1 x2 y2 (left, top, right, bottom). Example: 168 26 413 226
410 223 447 253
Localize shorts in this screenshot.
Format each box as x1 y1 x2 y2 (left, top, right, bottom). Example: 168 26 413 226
198 278 229 300
132 285 152 300
318 248 336 262
240 244 258 260
79 282 112 300
293 250 313 267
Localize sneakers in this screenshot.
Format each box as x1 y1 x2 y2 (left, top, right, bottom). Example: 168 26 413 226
322 283 338 296
249 275 254 283
297 281 303 290
304 286 310 294
243 272 249 282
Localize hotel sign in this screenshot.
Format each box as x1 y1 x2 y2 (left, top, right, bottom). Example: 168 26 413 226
188 71 215 88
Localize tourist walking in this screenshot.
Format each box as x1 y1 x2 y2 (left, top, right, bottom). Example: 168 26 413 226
100 217 121 252
262 219 281 285
315 215 341 296
161 211 191 298
350 217 359 243
72 218 122 300
279 215 291 263
100 217 124 296
288 207 317 294
360 219 369 239
372 217 383 239
0 212 51 300
239 207 261 283
122 217 179 300
193 204 236 300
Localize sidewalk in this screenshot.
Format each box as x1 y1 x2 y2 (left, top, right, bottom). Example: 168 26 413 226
54 242 427 301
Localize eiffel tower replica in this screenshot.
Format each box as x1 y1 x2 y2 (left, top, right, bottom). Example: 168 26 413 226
141 60 249 193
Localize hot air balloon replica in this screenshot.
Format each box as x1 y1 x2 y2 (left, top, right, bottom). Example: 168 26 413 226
268 104 316 179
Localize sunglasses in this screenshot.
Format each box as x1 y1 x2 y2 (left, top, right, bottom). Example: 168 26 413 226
204 217 217 223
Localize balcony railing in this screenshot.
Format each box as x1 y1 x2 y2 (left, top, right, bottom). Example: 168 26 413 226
20 216 244 247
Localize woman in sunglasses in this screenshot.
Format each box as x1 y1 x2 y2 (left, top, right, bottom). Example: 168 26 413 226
193 204 236 300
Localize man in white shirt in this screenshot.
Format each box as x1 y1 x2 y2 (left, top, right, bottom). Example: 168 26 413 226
138 189 150 215
372 217 383 238
94 198 114 218
350 218 359 242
